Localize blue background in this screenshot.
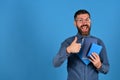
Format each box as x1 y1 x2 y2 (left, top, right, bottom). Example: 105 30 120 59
0 0 119 80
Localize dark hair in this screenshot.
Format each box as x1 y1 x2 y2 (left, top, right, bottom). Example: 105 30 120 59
74 9 90 20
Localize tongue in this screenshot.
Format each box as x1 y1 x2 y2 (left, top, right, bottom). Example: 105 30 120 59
82 26 88 32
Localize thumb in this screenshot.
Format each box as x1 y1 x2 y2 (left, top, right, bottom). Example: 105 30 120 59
73 37 78 43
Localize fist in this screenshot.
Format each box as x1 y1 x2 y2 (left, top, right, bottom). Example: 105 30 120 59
67 37 81 54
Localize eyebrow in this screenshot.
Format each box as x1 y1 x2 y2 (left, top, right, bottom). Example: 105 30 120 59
76 17 90 20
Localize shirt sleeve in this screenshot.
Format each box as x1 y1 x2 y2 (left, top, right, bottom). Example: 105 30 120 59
53 40 71 67
97 39 110 74
97 63 109 74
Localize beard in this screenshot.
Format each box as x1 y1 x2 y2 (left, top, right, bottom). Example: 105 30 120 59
77 24 91 36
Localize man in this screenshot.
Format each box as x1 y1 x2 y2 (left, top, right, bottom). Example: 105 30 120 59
53 9 109 80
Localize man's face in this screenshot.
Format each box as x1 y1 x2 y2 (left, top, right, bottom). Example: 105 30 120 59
74 14 91 36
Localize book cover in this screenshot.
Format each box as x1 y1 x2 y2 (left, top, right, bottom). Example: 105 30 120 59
87 43 102 57
82 43 102 65
78 37 98 65
78 38 102 65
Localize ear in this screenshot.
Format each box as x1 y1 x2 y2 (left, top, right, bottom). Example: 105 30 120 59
74 21 77 27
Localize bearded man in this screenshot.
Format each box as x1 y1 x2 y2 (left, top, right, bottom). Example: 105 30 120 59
53 9 109 80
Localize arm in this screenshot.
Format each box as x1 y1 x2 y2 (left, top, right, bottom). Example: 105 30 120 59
53 37 81 67
90 40 110 74
53 41 70 67
97 41 110 74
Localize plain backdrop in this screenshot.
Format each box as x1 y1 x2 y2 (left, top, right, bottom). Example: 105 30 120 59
0 0 120 80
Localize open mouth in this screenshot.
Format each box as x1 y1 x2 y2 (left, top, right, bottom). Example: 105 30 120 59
81 26 89 32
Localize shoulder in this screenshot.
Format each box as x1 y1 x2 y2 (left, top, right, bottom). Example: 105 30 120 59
90 35 104 45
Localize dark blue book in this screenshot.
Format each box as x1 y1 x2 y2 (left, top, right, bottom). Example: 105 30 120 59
82 43 102 65
78 37 97 65
78 37 102 65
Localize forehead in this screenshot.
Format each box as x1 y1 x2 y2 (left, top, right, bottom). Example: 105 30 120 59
76 14 90 19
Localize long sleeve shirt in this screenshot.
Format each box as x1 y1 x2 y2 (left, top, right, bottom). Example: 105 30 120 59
53 33 109 80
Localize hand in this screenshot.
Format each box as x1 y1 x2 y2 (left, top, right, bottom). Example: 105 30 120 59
89 52 102 69
66 37 81 54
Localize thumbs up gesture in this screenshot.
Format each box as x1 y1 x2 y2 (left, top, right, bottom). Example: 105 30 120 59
66 37 81 54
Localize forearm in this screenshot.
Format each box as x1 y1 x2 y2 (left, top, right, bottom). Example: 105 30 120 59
53 47 70 67
97 40 110 74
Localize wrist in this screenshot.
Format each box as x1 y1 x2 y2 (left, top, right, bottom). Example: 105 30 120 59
96 62 102 69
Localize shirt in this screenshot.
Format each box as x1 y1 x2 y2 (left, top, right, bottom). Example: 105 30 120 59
53 33 109 80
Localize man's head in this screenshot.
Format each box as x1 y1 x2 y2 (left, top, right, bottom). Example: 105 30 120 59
74 9 91 36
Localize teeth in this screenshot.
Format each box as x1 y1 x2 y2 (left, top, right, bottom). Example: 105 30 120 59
81 26 88 31
82 26 87 29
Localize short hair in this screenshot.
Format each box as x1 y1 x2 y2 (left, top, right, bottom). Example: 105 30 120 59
74 9 91 20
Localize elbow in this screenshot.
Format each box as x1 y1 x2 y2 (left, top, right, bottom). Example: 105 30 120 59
104 66 109 74
52 58 61 68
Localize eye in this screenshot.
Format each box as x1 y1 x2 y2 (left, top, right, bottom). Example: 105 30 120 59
76 19 83 22
85 18 90 22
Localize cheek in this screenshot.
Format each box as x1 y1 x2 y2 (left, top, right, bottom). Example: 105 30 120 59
76 23 82 27
88 22 91 26
87 23 90 27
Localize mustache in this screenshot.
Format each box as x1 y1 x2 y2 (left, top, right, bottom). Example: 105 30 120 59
81 24 89 27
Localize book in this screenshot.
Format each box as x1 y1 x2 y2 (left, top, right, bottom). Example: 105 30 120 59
77 37 102 65
87 43 102 57
78 37 97 59
82 43 102 65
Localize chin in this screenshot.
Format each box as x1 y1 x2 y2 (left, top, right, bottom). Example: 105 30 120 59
81 32 90 36
78 29 90 36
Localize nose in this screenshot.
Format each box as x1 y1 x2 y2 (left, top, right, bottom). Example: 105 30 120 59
82 20 87 25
